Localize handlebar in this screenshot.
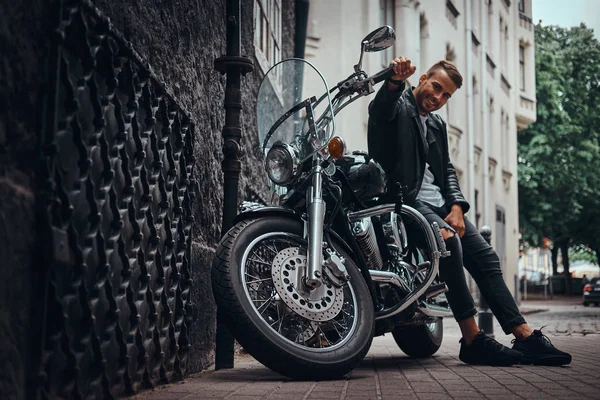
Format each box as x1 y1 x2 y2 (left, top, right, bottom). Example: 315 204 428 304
369 66 396 85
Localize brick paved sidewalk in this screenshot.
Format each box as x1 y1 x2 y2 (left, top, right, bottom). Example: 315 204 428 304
136 330 600 400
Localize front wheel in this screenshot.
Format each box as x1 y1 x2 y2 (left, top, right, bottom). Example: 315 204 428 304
392 318 443 358
212 217 375 380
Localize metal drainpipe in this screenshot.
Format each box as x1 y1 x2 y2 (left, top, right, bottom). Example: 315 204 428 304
295 0 309 59
466 0 475 218
481 0 489 229
479 226 494 337
478 1 494 338
214 0 254 370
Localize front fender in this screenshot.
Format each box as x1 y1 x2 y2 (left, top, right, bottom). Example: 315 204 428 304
235 202 359 259
233 201 303 225
234 201 379 308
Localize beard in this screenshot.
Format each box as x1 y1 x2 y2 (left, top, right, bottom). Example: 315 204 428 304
416 90 439 113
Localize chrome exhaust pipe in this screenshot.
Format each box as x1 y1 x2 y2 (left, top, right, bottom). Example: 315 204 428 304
424 282 448 300
369 270 410 292
354 204 442 321
417 303 453 318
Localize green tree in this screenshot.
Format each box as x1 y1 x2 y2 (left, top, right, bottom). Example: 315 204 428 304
518 24 600 294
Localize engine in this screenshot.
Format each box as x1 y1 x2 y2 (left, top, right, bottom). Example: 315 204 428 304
352 217 383 270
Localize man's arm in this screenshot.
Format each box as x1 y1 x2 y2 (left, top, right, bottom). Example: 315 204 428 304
434 117 470 214
368 80 403 122
435 117 470 237
444 161 470 215
368 57 416 122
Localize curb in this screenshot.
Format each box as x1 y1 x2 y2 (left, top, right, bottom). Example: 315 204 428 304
520 308 549 316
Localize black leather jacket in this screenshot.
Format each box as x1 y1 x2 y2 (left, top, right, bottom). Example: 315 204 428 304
367 81 470 213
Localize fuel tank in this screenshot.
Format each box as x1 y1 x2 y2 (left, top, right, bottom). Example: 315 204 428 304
335 151 387 203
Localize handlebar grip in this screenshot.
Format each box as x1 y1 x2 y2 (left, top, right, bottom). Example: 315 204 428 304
370 66 396 85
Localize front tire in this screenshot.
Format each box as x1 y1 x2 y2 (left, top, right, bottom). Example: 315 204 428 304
392 318 443 358
212 217 375 379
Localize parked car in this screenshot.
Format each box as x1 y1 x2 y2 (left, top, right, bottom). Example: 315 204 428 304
583 278 600 306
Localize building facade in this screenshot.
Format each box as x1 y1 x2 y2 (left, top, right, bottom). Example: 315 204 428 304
305 0 537 298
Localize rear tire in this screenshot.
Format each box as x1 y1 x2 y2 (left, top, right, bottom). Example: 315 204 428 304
212 217 375 380
392 318 443 358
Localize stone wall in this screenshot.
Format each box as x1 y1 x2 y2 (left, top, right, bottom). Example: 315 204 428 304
0 0 296 395
0 0 47 397
92 0 295 373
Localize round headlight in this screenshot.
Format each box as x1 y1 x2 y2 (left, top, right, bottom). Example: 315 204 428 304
265 144 298 185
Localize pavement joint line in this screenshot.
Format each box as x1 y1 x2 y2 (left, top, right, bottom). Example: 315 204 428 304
301 382 317 400
223 378 255 399
374 366 383 400
265 383 284 399
338 380 349 400
422 358 455 399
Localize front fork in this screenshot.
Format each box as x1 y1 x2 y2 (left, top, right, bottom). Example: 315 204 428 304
305 163 325 288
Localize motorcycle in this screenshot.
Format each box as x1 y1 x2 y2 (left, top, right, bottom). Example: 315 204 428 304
212 26 453 380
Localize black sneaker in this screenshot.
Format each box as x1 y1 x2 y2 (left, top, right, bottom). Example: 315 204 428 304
459 330 524 366
511 329 572 366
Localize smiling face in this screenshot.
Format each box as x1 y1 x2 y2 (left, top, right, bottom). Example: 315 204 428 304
413 68 458 115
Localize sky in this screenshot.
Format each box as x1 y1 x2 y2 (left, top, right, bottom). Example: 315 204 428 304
532 0 600 39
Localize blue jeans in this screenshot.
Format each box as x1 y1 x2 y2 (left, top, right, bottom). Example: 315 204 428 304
410 201 526 334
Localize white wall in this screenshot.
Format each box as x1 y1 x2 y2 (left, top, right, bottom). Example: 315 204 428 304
305 0 537 299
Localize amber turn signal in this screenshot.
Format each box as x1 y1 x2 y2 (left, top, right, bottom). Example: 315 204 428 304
327 136 346 159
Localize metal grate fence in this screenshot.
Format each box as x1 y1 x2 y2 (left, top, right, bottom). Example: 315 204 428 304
37 1 197 397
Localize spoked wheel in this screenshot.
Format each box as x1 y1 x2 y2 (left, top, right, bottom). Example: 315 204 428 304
212 217 374 380
390 226 446 358
392 317 444 358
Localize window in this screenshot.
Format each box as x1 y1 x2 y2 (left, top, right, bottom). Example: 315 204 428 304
472 0 481 37
519 45 525 91
488 96 495 150
503 113 510 166
475 189 481 229
254 0 282 74
499 16 504 67
446 1 460 29
380 0 395 67
501 109 508 166
445 45 456 123
420 13 429 71
518 0 525 13
504 25 509 71
487 0 494 54
473 75 481 140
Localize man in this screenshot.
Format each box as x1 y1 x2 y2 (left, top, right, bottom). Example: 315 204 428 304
367 57 571 366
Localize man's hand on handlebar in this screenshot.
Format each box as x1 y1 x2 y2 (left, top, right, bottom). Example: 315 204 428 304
388 57 416 88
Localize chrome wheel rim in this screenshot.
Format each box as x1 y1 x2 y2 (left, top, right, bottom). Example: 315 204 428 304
241 232 358 351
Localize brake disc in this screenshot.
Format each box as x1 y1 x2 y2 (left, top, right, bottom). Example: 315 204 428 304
271 247 344 322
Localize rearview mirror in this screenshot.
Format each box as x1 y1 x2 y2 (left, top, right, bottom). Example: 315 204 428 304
354 26 396 72
362 25 396 52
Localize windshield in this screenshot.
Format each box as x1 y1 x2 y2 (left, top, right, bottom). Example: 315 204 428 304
256 58 334 161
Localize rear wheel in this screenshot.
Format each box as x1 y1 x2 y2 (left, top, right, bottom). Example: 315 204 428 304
212 217 375 380
392 318 443 358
